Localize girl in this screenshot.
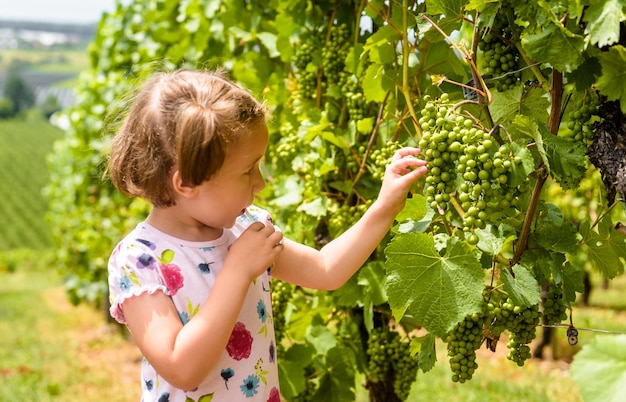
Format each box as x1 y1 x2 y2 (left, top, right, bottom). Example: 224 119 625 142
106 69 427 402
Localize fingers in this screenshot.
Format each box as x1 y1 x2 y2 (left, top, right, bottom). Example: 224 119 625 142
387 147 428 177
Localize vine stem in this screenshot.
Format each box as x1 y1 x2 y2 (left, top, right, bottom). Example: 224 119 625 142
512 70 563 266
400 0 421 137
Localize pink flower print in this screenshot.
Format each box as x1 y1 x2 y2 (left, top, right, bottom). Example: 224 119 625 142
267 387 280 402
226 322 253 361
161 263 184 295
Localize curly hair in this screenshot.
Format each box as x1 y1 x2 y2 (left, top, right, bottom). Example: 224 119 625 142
107 69 267 207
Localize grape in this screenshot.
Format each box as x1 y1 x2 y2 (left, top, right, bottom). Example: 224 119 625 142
542 280 568 325
560 91 600 144
328 200 372 238
366 326 419 400
444 311 485 383
417 94 529 244
292 36 320 100
369 141 402 182
271 280 293 352
478 9 522 91
366 327 391 383
322 23 350 86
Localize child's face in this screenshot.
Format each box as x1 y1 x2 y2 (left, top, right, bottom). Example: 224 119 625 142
184 123 269 229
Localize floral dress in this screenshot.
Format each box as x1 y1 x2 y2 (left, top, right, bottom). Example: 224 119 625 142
108 206 281 402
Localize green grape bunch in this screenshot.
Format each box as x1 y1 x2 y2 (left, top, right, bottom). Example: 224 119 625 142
322 23 350 86
444 310 485 383
366 326 419 401
560 91 601 144
478 9 523 91
417 94 527 245
543 280 568 325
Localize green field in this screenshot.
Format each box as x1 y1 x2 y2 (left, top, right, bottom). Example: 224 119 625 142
0 116 63 251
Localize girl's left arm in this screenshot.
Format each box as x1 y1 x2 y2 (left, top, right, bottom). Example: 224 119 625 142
272 147 427 290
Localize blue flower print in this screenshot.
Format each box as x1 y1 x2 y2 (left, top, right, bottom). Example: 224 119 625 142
256 300 267 323
221 368 235 389
240 374 260 397
178 311 190 325
197 262 213 274
136 238 156 250
136 253 156 270
158 392 170 402
144 379 153 391
269 340 276 363
119 276 131 293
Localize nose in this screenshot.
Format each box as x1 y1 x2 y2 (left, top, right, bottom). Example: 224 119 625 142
253 166 265 193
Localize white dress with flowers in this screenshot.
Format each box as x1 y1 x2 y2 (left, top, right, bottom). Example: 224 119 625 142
107 206 281 402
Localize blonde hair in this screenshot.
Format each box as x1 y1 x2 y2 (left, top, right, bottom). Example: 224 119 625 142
108 69 267 207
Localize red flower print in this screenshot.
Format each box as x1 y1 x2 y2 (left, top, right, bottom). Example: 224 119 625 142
161 263 184 295
267 387 280 402
226 322 253 361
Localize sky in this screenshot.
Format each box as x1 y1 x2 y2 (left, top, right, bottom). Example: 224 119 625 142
0 0 123 24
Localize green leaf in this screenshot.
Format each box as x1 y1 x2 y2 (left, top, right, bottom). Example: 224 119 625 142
363 64 394 103
305 324 337 355
297 197 327 217
426 0 468 15
257 32 280 58
521 22 585 73
541 132 588 190
535 203 580 254
314 346 356 402
584 0 624 48
596 45 626 113
416 333 437 373
385 234 485 336
278 344 313 399
580 218 626 279
571 335 626 402
501 265 541 308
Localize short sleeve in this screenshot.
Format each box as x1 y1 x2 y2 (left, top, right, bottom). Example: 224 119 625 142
107 239 170 324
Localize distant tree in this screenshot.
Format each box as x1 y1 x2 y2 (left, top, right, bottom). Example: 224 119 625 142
3 70 35 113
41 94 61 119
0 98 14 119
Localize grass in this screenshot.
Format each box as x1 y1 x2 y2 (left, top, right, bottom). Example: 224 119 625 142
0 250 142 402
3 251 625 402
0 116 64 251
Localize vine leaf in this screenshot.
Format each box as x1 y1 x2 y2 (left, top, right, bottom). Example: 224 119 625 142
521 22 585 73
415 333 437 373
596 45 626 113
579 218 626 279
571 335 626 402
584 0 623 48
278 344 314 398
501 265 541 309
535 203 579 254
384 233 484 337
513 114 587 190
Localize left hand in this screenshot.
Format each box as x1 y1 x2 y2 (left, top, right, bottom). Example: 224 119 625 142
378 147 428 215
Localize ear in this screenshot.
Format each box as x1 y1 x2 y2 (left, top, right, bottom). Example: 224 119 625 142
171 170 198 199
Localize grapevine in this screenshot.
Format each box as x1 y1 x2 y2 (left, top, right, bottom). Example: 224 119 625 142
478 6 523 92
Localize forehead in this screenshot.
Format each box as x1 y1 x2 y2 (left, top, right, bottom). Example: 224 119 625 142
224 124 269 164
